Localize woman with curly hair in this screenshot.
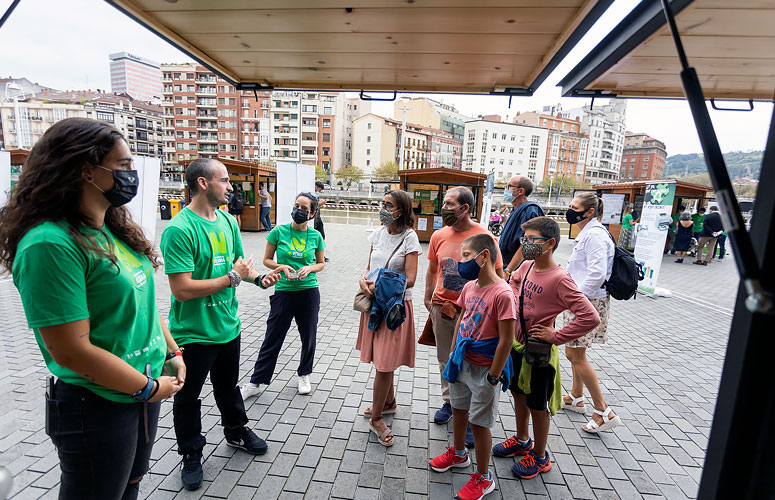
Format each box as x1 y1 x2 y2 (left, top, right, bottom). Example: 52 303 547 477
0 118 185 500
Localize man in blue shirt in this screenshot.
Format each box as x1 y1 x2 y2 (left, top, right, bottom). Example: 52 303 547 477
498 176 545 275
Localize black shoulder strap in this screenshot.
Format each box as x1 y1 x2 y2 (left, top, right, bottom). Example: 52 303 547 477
519 262 535 344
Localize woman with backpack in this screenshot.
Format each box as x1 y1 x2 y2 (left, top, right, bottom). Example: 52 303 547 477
228 185 244 229
561 192 621 433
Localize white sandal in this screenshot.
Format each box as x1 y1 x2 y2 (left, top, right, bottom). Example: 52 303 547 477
582 407 621 433
562 394 586 414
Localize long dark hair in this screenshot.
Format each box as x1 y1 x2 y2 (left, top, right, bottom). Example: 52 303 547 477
386 189 415 233
0 118 158 273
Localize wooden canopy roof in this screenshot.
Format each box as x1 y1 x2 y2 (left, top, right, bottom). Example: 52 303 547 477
106 0 613 95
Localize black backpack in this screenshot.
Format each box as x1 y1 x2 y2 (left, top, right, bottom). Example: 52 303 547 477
594 227 644 300
230 193 243 210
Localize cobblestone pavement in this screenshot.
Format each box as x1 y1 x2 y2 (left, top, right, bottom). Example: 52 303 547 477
0 219 738 499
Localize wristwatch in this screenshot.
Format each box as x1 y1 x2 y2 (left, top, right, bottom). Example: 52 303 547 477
254 274 267 289
486 373 500 386
227 270 242 288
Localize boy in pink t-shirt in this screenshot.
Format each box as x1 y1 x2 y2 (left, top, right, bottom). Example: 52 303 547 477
491 216 600 480
429 234 516 500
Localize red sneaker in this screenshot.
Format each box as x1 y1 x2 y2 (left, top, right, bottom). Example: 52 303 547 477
429 446 471 472
455 472 495 500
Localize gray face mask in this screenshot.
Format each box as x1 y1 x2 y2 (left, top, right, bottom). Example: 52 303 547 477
379 208 398 226
520 239 545 260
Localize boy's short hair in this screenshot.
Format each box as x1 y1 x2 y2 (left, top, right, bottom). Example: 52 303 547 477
463 233 498 265
521 216 560 251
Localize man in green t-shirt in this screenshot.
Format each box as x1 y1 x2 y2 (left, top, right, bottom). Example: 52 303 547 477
691 207 705 245
160 159 280 491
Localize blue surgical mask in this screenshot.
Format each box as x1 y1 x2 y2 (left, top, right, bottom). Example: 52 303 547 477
457 251 484 281
503 188 514 203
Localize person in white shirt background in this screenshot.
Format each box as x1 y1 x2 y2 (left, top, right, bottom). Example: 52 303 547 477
561 192 622 433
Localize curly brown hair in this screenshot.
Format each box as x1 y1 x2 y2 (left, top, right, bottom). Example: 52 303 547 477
0 118 158 273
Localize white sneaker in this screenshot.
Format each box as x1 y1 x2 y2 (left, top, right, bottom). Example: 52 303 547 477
240 382 261 400
297 375 312 395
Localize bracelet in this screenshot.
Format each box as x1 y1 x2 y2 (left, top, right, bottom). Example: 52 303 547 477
227 269 242 288
254 274 267 289
165 349 183 361
148 379 160 399
132 376 155 402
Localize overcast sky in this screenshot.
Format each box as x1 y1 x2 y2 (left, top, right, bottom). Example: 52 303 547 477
1 0 772 156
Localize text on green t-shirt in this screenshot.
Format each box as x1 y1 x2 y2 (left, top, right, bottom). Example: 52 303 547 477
267 223 326 291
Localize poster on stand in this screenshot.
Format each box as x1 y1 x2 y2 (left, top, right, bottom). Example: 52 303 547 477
125 155 160 243
276 162 314 226
480 172 494 227
634 181 676 295
601 193 625 225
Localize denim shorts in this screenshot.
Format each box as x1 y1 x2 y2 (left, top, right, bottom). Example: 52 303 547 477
449 360 500 428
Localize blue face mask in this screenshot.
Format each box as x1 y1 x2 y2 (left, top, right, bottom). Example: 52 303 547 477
503 187 514 203
457 251 484 281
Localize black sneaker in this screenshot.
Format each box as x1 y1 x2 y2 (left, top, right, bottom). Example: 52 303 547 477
180 451 203 491
226 427 268 455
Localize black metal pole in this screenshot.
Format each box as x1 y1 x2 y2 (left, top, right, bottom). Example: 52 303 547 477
0 0 21 30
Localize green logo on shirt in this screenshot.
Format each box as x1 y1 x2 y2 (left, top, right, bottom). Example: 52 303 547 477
113 239 148 286
208 231 229 267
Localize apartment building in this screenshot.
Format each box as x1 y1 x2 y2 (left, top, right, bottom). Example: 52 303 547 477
335 97 371 170
352 114 399 175
462 118 549 182
621 132 667 180
551 99 627 184
514 111 588 181
160 63 239 171
109 52 163 103
424 127 462 169
238 90 272 162
0 96 85 150
394 97 470 141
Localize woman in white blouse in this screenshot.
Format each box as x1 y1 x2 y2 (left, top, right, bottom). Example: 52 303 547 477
356 190 422 447
562 192 622 433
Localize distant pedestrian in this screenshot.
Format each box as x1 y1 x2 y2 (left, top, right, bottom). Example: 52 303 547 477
258 182 272 231
618 204 635 250
356 190 421 447
242 192 325 399
561 192 621 433
498 176 545 275
311 180 329 262
674 212 694 263
713 231 728 261
668 205 686 254
691 207 706 245
228 185 244 229
1 119 186 500
694 205 723 266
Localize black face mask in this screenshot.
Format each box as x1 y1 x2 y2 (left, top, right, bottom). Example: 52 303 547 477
565 208 588 225
291 207 310 224
94 165 139 207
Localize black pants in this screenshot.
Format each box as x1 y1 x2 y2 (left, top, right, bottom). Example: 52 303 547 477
250 288 320 385
47 380 160 500
314 212 325 240
173 335 248 455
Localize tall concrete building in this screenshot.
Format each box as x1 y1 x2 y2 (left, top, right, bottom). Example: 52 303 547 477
109 52 163 103
160 63 239 171
514 111 588 181
394 97 470 141
622 132 667 180
550 99 627 184
462 118 549 182
334 97 371 170
239 90 272 162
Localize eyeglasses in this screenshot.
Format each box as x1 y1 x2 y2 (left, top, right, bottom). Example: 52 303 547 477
520 236 548 244
506 185 519 190
381 201 395 209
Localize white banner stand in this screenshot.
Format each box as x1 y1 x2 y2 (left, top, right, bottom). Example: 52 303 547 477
0 151 10 208
125 155 161 244
276 162 315 226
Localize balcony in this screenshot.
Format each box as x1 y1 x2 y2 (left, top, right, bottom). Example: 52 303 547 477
198 114 217 120
196 101 217 108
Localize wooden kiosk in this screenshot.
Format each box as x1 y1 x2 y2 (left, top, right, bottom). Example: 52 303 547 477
181 158 277 232
577 180 712 241
398 168 486 242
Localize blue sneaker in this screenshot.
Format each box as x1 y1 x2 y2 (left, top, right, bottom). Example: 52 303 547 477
511 449 552 479
434 402 453 424
465 425 474 448
493 435 533 457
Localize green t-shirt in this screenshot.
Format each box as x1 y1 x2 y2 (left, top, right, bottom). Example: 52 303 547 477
160 208 244 345
267 223 325 292
621 213 634 230
671 213 680 231
13 221 165 403
692 213 704 232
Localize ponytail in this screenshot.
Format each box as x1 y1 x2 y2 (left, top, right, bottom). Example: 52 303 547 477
597 198 604 221
575 191 602 219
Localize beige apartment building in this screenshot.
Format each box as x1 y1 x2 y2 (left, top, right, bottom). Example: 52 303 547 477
514 111 589 181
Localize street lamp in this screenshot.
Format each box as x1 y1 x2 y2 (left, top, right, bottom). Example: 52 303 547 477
397 96 410 169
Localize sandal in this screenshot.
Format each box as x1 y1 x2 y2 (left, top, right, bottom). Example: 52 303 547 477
582 407 621 433
369 417 394 447
362 398 397 417
562 394 586 414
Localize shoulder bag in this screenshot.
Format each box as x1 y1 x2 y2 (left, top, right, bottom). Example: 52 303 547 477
520 262 553 368
353 230 409 313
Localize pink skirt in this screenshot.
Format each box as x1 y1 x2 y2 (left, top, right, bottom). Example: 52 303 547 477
356 301 416 372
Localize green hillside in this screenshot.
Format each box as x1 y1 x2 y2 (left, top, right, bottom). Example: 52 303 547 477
665 151 763 180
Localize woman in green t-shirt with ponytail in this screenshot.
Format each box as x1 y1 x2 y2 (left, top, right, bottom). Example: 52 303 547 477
0 118 185 500
241 192 326 399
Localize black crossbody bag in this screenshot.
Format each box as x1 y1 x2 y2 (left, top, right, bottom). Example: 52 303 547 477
520 262 553 368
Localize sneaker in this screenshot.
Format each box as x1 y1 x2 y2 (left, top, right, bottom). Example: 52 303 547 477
465 425 475 448
298 375 312 395
434 402 453 424
240 382 261 400
455 472 495 500
511 449 552 479
492 435 533 458
180 451 203 491
226 427 268 455
429 446 471 472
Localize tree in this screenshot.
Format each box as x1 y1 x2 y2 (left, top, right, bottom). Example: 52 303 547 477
315 164 326 181
336 165 364 188
372 161 399 182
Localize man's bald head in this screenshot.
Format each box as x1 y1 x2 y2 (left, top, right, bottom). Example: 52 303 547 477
507 175 534 204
